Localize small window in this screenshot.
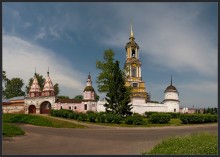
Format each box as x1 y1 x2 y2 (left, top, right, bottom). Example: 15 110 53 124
132 66 136 77
69 106 71 109
133 83 138 87
84 104 87 110
174 109 176 112
74 106 77 109
60 106 62 109
132 49 136 58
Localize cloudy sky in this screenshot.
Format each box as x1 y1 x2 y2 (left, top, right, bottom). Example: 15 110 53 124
2 2 217 108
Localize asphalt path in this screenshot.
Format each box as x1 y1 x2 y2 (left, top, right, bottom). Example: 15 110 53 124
3 116 218 155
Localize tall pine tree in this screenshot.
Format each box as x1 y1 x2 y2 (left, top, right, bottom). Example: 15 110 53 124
104 60 132 116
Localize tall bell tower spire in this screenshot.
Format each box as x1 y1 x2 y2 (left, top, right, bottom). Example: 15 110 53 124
130 23 134 38
124 24 149 103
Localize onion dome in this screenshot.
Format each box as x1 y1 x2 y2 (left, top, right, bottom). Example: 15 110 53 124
164 75 178 93
43 69 54 92
84 86 95 92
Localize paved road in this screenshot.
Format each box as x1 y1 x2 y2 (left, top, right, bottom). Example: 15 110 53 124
3 118 217 155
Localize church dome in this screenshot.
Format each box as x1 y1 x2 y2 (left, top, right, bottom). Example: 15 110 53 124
164 76 178 93
84 86 94 92
164 85 178 92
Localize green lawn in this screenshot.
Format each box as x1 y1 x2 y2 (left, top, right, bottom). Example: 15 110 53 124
3 114 86 128
3 123 25 137
143 132 218 155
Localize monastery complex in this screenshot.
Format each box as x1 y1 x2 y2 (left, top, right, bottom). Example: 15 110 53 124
3 25 187 115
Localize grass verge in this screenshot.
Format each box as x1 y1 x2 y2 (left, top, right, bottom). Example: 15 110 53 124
3 123 25 137
3 114 86 128
143 132 218 155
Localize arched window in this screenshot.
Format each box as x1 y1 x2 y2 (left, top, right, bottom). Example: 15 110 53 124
69 106 71 110
60 106 62 109
133 83 138 87
74 106 77 109
84 104 87 110
132 49 136 58
132 66 136 77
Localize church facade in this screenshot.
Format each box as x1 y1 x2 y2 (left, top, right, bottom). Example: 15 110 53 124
97 24 180 114
54 73 97 113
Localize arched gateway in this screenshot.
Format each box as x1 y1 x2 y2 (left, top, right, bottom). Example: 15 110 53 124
29 105 36 114
40 101 51 114
24 69 56 114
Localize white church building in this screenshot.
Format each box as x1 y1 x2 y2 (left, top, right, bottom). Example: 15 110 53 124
97 24 180 114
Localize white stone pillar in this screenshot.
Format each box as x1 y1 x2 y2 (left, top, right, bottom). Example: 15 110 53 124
139 67 141 77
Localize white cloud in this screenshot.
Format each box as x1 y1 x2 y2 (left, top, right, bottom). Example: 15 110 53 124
100 4 217 77
3 34 86 98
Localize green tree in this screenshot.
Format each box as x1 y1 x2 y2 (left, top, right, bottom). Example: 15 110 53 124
2 71 9 98
26 73 59 96
53 83 60 96
2 70 9 85
95 94 100 101
104 60 132 116
206 107 211 114
96 49 115 93
203 108 206 114
3 78 25 99
74 95 83 100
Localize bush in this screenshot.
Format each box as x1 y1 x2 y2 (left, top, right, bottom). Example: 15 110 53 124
125 116 134 125
167 112 180 119
112 115 122 124
124 114 144 125
60 109 73 118
106 113 115 123
87 112 97 122
97 112 106 123
145 112 157 118
133 113 144 125
150 113 171 124
77 113 88 121
180 114 218 124
179 114 190 124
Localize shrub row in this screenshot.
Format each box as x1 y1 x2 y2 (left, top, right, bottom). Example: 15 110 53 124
180 114 218 124
125 114 145 125
149 113 171 124
145 112 180 119
50 109 123 124
50 109 148 125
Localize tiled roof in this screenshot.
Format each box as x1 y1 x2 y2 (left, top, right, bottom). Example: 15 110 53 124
43 75 54 92
56 99 82 103
29 76 41 93
8 96 25 101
